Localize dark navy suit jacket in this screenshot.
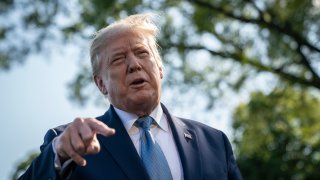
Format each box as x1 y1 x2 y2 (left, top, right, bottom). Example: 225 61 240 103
19 104 242 180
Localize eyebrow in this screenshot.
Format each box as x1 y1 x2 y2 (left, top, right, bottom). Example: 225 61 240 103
109 47 125 58
132 44 149 51
110 51 125 57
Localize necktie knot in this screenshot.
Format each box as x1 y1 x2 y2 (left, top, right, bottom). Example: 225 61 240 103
136 116 153 130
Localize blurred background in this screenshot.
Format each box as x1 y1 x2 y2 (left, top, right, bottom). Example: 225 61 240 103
1 0 320 179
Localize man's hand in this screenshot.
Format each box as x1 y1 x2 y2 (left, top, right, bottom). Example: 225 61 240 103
55 118 115 166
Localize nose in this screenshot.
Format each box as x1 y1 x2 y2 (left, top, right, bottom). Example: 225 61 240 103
127 53 142 73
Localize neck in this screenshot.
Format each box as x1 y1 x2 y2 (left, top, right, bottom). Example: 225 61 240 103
115 102 159 117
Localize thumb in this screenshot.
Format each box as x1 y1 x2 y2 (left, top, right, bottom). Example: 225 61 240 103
85 135 101 155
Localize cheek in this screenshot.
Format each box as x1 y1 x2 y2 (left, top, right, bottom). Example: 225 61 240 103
107 73 126 91
108 67 125 81
153 65 163 80
149 70 162 89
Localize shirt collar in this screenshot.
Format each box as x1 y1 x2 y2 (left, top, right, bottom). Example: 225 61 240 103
113 104 168 132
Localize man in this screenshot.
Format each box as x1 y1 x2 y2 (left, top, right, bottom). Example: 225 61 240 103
19 13 242 180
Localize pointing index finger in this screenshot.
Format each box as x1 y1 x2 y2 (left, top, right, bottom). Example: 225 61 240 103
88 119 115 137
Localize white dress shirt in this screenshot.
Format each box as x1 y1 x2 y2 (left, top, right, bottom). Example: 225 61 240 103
114 104 183 180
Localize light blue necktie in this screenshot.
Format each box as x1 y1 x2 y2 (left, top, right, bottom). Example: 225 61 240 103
136 116 173 180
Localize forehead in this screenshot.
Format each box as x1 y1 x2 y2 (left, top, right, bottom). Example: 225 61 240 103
106 32 151 52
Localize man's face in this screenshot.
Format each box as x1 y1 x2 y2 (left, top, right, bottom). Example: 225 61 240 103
95 31 163 116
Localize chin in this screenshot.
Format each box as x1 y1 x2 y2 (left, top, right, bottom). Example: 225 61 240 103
132 93 157 104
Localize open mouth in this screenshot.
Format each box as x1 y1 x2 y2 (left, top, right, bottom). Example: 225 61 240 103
130 78 145 85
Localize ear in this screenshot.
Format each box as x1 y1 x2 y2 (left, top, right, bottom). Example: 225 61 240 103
94 75 108 95
159 66 164 79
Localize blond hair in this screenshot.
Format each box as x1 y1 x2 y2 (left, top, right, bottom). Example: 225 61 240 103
90 13 162 76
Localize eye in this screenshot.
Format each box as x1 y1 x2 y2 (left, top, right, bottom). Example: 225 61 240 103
111 56 125 65
137 50 149 58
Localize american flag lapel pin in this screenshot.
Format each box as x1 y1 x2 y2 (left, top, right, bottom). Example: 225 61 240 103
184 132 192 140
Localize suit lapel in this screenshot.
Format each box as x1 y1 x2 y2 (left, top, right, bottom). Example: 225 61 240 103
162 104 203 180
97 106 149 180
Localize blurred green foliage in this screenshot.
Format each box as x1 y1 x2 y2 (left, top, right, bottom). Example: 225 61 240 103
11 152 39 180
233 87 320 179
0 0 319 106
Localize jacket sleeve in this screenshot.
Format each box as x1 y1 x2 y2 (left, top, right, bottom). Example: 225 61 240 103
221 132 243 180
18 128 62 180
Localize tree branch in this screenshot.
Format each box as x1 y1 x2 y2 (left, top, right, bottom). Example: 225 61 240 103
168 43 320 90
187 0 320 53
297 44 320 81
246 0 264 18
229 51 320 90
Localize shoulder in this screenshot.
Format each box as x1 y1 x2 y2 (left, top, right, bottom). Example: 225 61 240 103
174 116 233 148
161 103 228 141
178 117 225 136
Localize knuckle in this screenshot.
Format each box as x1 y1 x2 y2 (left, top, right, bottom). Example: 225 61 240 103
86 117 95 121
74 144 85 153
88 118 100 126
82 132 94 142
74 117 84 124
56 136 66 149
